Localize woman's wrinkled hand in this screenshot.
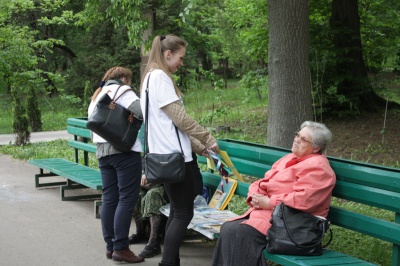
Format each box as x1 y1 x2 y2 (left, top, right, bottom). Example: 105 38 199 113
250 194 271 210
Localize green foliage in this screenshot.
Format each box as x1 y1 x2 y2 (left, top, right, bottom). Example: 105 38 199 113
239 69 268 100
61 21 142 98
76 0 147 48
227 195 248 215
0 93 81 134
217 0 268 72
27 87 42 132
359 0 400 72
183 79 267 143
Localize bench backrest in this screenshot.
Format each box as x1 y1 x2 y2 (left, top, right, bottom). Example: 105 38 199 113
66 118 96 166
199 138 400 265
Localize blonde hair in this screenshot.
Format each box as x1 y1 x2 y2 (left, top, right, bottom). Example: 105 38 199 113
91 66 133 101
140 34 187 97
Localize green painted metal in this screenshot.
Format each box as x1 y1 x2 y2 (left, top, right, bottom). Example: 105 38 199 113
66 117 88 128
328 206 400 245
28 158 101 190
263 249 377 266
67 125 92 139
333 180 400 212
68 140 97 154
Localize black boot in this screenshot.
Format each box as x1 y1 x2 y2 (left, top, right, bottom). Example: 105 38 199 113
129 217 147 244
139 215 162 258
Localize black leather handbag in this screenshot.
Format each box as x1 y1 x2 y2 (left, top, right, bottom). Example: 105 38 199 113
266 202 332 256
87 85 142 152
142 73 185 184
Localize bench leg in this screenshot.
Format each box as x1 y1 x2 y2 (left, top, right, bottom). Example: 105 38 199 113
94 200 102 219
60 180 102 201
35 169 67 188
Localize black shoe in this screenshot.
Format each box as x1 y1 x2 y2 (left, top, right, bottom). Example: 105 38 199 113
129 234 147 244
138 244 161 258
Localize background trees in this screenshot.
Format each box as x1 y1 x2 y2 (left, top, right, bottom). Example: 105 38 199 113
1 0 399 148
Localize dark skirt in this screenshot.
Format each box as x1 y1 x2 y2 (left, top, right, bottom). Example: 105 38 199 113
212 218 268 266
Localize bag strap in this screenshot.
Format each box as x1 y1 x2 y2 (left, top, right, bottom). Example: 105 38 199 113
144 73 183 155
281 203 332 249
112 85 134 102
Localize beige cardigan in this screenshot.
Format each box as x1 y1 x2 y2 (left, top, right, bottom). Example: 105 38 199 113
162 101 216 155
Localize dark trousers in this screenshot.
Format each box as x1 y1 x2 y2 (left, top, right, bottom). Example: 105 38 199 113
98 151 142 251
161 162 195 265
212 219 267 266
191 153 204 196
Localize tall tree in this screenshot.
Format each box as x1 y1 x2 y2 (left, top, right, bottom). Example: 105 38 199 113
267 0 313 149
330 0 388 113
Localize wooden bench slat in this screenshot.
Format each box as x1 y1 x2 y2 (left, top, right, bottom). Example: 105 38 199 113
226 158 268 178
333 180 400 212
328 206 400 245
28 158 101 190
68 140 97 153
330 161 400 193
218 139 286 166
67 117 90 128
67 125 92 139
263 249 377 266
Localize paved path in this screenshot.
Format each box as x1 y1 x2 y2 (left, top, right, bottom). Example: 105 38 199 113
0 130 71 145
0 133 215 266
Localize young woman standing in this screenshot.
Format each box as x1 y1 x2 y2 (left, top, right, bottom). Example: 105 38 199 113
140 35 218 266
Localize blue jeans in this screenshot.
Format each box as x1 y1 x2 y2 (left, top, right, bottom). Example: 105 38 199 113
98 151 142 251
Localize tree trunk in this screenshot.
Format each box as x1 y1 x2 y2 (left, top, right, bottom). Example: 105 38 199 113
330 0 387 112
267 0 313 149
140 9 154 78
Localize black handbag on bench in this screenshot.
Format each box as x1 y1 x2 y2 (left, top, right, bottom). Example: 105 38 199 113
266 202 332 256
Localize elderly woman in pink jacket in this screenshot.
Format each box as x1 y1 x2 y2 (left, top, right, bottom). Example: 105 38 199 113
212 121 336 266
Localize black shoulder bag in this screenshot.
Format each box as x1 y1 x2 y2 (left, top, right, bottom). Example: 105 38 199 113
142 73 186 184
87 85 142 152
266 202 333 256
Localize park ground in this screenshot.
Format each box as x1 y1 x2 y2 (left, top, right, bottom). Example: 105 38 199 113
323 109 400 166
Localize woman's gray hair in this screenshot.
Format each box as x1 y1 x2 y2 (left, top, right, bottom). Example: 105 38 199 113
300 121 332 154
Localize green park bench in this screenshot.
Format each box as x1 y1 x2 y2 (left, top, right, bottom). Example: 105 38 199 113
198 138 400 266
28 117 102 218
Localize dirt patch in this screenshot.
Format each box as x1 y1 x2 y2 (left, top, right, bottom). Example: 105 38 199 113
323 109 400 167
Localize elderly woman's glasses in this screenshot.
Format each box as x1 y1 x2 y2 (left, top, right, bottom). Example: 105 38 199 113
294 132 312 144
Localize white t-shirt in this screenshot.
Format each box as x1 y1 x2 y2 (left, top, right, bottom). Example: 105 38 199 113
88 83 142 153
140 69 192 162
